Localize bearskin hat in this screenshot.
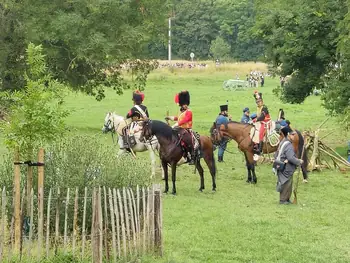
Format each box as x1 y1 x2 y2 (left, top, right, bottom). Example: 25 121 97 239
132 90 144 103
177 91 190 106
220 105 228 112
253 91 263 102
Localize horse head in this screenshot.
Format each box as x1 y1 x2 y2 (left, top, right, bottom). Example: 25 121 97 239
102 112 124 133
140 119 153 141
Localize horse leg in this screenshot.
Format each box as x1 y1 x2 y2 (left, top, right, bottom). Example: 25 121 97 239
161 160 169 194
196 161 205 192
202 147 217 191
147 147 156 179
244 153 252 183
251 163 257 184
171 163 177 195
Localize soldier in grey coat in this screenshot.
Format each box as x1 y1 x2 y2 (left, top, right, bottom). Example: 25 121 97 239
273 126 304 204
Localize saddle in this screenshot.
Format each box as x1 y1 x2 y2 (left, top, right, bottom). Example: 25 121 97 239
250 120 280 146
121 121 143 149
175 128 201 158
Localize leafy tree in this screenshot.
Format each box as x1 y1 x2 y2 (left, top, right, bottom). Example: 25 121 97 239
216 0 264 61
171 0 219 59
0 0 169 100
0 43 69 154
254 0 347 104
209 36 231 61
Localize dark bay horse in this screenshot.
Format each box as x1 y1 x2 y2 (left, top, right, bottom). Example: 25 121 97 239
210 121 308 184
140 120 216 195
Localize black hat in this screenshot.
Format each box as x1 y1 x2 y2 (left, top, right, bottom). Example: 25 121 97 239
178 91 190 106
281 126 294 137
220 105 228 112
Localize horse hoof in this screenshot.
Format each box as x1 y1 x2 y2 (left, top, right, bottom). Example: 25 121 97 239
252 181 257 184
212 188 216 192
172 192 176 196
163 190 168 194
199 188 203 192
246 180 252 184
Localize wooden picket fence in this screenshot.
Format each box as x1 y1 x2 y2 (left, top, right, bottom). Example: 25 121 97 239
0 184 163 262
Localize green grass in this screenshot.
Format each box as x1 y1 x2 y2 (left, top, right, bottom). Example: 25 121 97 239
2 64 350 262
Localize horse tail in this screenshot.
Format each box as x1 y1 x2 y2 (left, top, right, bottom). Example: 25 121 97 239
210 143 217 177
295 129 308 178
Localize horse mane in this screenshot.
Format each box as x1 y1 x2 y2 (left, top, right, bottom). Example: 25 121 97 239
228 121 252 127
150 120 175 141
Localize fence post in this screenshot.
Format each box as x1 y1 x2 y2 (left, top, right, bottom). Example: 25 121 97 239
0 187 7 261
72 188 79 255
14 147 21 254
154 185 163 256
37 148 45 195
92 188 102 263
37 148 45 258
81 187 87 259
46 189 52 258
26 163 33 217
64 188 70 254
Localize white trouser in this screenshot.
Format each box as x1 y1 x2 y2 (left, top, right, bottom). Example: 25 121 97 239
118 136 125 149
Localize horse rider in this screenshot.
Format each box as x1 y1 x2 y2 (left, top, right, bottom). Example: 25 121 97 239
254 91 271 155
165 90 197 165
117 90 149 149
240 107 250 124
216 104 232 162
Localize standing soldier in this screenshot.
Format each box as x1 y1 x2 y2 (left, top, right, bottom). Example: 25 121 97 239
166 91 197 165
117 90 148 149
254 91 271 155
215 104 232 162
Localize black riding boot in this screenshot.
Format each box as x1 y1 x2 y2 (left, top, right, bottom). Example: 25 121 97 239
258 141 264 155
218 156 223 162
187 149 196 165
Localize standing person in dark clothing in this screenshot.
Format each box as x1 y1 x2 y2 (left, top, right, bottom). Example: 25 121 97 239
215 104 232 162
273 126 304 204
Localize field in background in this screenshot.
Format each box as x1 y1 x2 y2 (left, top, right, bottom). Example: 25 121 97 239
1 62 350 262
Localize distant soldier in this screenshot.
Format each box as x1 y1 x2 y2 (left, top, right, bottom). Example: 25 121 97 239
240 107 250 124
215 104 232 162
254 91 271 155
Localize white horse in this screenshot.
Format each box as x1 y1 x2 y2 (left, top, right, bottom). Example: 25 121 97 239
102 112 161 178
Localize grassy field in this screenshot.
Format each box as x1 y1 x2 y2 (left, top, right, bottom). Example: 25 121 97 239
2 62 350 262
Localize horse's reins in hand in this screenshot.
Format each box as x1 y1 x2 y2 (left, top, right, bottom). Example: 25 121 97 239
293 144 306 204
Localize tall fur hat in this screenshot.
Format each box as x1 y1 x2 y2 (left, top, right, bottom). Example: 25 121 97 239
220 105 228 112
176 91 190 106
133 90 144 102
253 91 263 102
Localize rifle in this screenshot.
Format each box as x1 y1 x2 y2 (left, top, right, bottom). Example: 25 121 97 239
292 144 306 204
166 110 170 126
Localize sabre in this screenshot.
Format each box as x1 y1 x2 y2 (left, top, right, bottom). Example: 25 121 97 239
292 144 306 204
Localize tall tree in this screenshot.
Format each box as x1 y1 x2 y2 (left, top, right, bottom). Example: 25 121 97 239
0 0 169 99
255 0 348 104
172 0 219 59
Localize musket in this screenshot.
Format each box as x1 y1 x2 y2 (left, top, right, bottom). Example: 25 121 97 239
166 110 170 126
292 144 306 204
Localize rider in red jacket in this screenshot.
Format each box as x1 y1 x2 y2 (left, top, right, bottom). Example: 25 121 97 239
254 91 271 155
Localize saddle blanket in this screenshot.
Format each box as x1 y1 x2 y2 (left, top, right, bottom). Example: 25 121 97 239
250 121 277 144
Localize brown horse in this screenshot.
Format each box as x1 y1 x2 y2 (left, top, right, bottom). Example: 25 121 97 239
210 121 308 184
140 120 216 195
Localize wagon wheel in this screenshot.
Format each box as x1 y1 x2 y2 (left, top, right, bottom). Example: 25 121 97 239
222 81 231 91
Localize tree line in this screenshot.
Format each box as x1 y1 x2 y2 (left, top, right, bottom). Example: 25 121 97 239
1 0 350 124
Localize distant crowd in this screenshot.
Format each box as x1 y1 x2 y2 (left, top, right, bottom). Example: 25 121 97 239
158 62 208 69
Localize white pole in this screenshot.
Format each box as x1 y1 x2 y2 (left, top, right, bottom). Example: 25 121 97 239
168 17 171 62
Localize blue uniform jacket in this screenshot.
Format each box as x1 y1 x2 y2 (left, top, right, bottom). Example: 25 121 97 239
241 114 250 124
216 114 229 126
